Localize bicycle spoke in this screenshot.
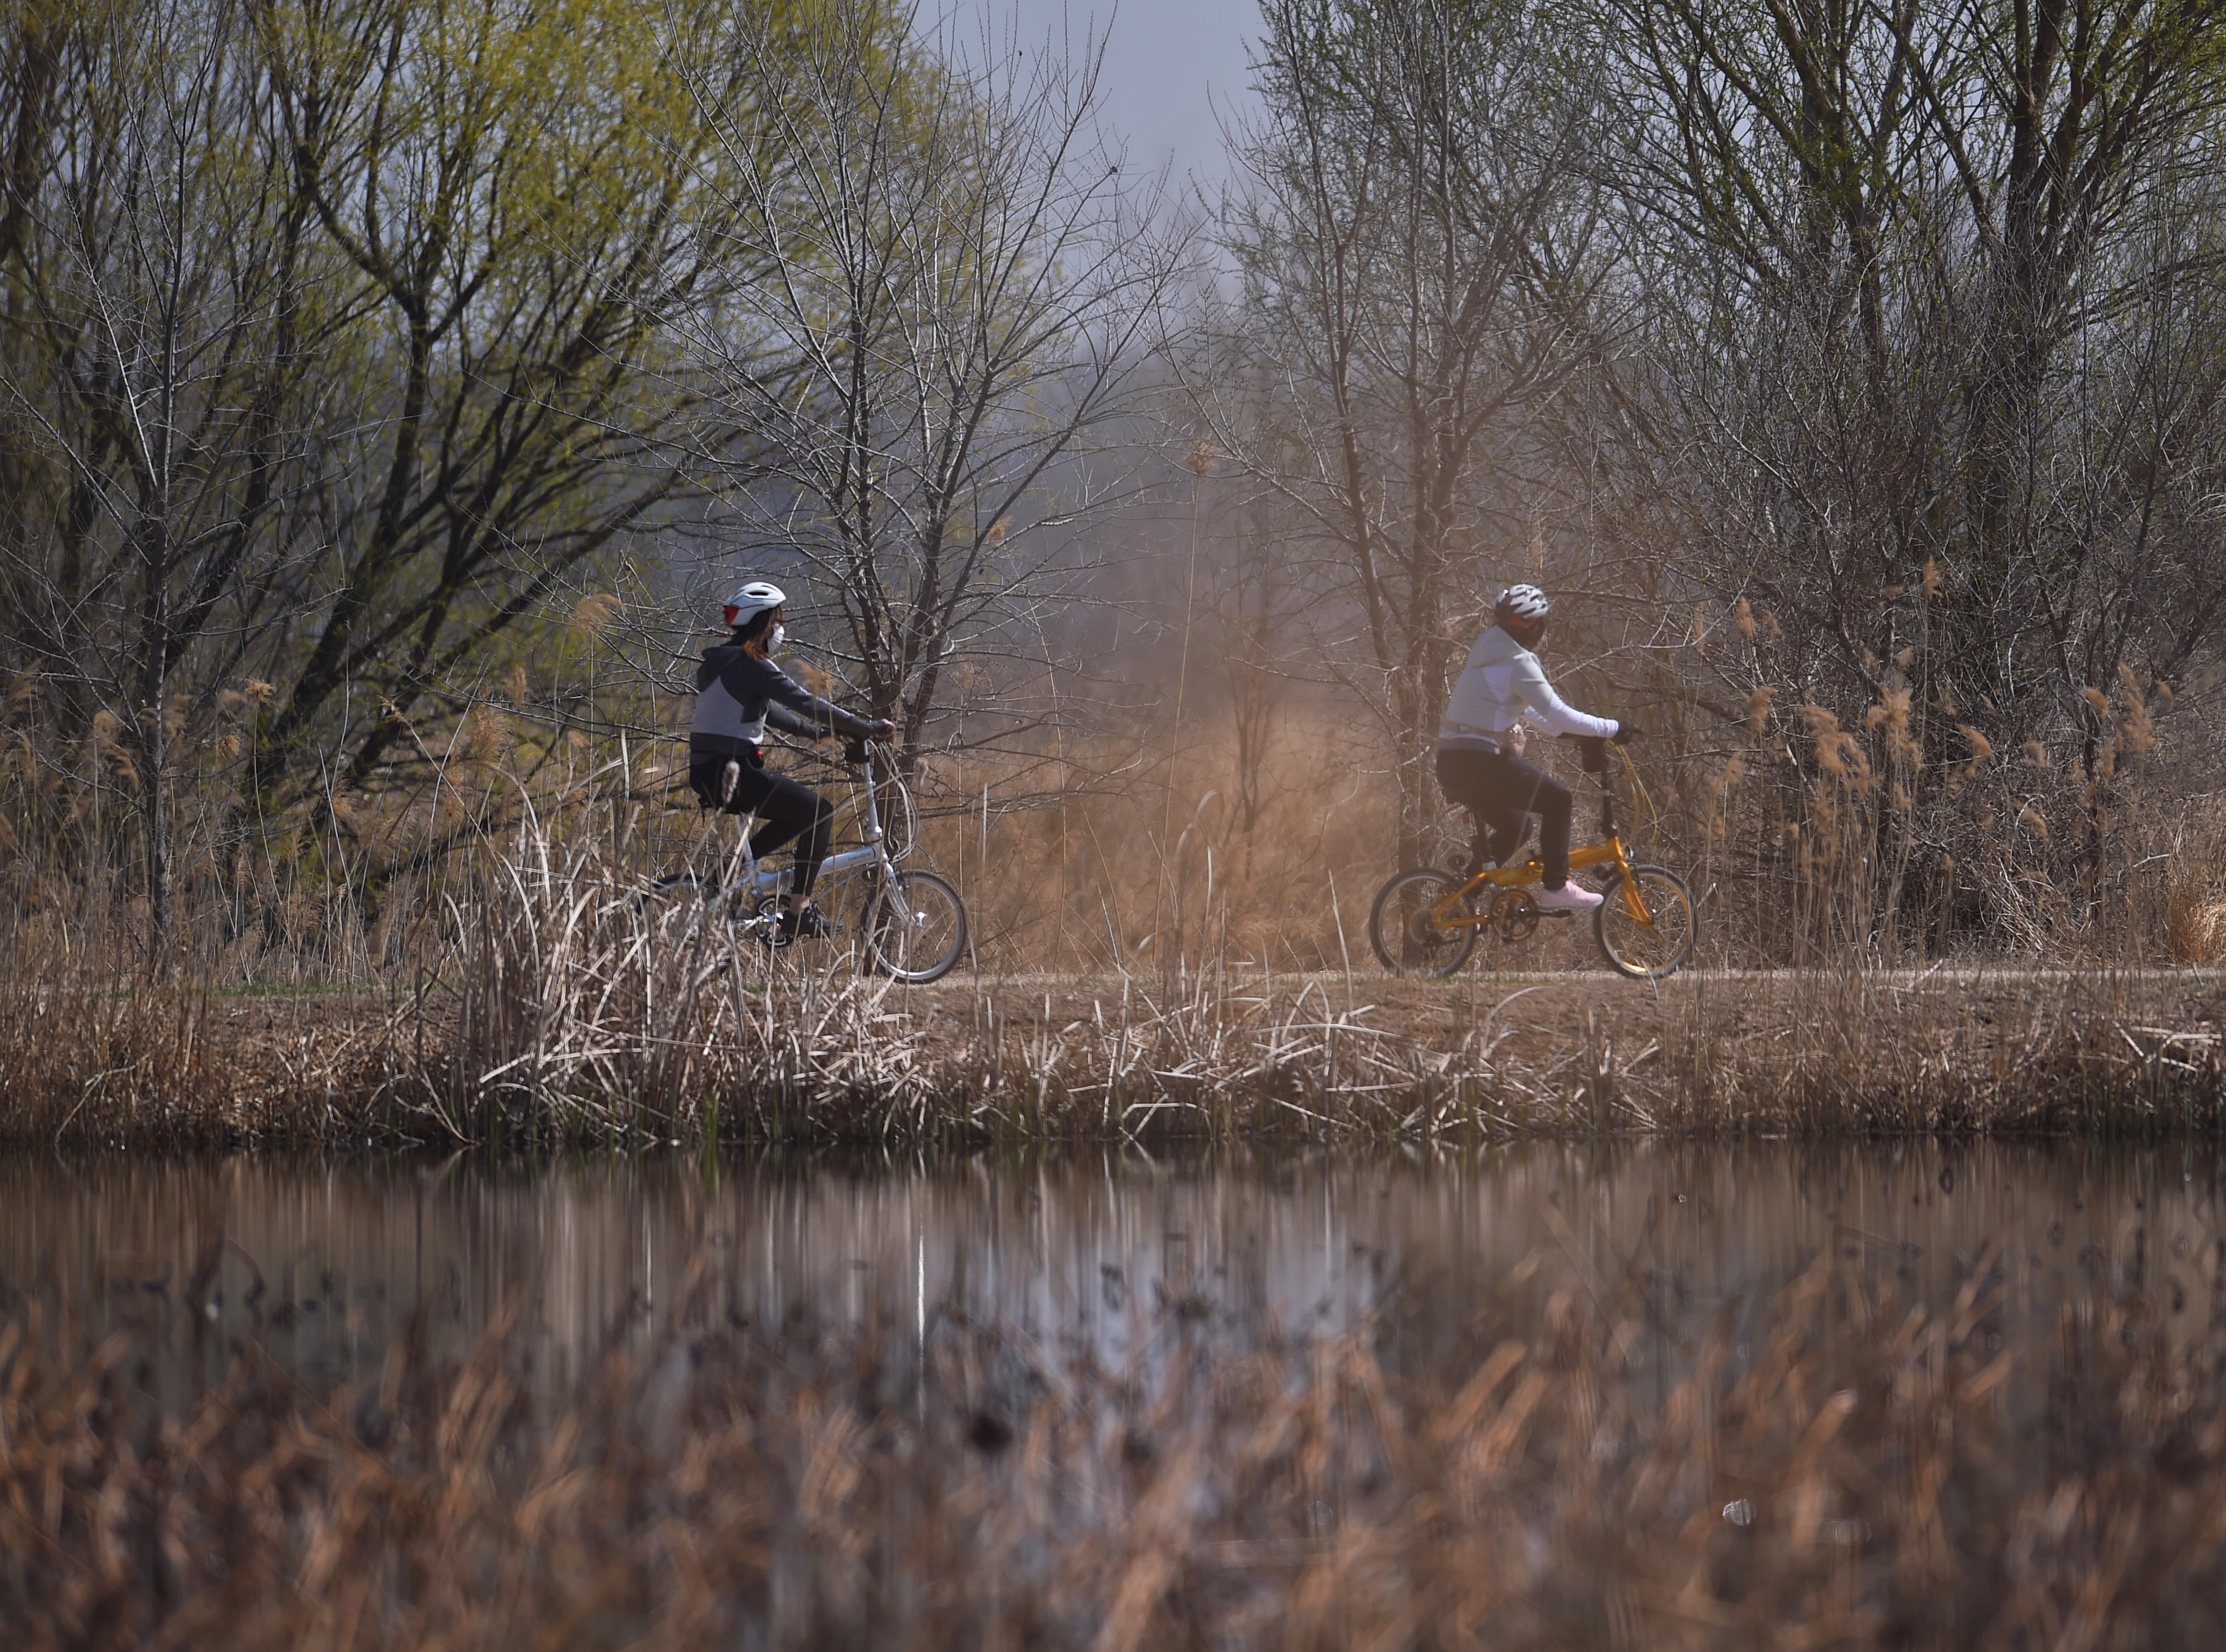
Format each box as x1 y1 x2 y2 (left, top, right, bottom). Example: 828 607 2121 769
867 869 967 983
1368 869 1478 977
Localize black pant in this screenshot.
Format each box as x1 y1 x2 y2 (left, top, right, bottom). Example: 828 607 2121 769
1435 746 1575 889
690 751 834 897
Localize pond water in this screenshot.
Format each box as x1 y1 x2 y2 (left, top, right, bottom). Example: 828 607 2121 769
3 1141 2219 1416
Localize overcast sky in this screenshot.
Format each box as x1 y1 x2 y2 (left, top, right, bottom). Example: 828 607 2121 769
948 0 1262 192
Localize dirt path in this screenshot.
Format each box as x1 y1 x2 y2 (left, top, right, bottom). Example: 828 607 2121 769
196 967 2226 1076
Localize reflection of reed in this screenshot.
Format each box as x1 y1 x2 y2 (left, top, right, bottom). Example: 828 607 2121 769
7 1167 2226 1646
5 1143 2218 1415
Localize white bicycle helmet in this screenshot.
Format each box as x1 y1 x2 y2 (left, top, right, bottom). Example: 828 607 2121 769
721 580 786 628
1495 584 1550 623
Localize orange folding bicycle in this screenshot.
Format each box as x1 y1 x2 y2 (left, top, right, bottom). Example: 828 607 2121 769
1368 737 1696 980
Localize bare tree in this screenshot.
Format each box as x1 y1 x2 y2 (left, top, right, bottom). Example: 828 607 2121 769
668 0 1191 771
1192 0 1608 864
0 0 328 951
1581 0 2226 947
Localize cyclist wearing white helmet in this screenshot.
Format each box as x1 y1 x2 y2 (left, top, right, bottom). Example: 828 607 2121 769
1436 584 1633 910
691 581 894 942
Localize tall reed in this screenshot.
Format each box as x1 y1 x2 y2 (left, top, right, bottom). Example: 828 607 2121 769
7 812 2225 1148
7 650 2224 987
9 708 2226 1148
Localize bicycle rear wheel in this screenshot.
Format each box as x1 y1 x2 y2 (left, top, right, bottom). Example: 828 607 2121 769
1368 868 1479 977
1593 864 1697 979
865 869 967 983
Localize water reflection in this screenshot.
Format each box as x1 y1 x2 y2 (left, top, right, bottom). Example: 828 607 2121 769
3 1141 2219 1413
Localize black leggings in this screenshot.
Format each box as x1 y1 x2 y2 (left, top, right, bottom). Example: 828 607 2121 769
690 753 834 897
1435 746 1575 889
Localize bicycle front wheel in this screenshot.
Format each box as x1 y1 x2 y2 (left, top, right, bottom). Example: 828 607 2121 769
865 869 968 983
1593 864 1697 979
1368 868 1478 978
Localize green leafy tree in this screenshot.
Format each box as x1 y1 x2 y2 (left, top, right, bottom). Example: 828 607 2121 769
247 0 746 812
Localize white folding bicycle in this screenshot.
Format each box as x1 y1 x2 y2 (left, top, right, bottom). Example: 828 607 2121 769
644 738 968 984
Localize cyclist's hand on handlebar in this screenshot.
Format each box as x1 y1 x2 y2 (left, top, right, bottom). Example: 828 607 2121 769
867 719 895 740
1610 721 1638 745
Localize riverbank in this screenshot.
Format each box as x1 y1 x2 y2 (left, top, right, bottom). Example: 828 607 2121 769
6 964 2223 1148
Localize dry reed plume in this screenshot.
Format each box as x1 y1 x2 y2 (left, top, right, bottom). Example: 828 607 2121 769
5 1241 2224 1646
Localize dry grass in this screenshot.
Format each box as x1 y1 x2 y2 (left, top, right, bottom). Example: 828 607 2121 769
7 829 2226 1148
2164 823 2226 963
2166 897 2226 964
8 748 2226 1150
9 682 2226 987
5 1230 2225 1648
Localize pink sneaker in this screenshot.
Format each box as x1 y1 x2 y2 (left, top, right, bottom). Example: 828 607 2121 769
1536 883 1604 911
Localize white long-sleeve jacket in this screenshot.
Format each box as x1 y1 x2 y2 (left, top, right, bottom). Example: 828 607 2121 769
1438 624 1618 752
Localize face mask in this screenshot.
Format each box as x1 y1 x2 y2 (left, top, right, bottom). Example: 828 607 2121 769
767 623 786 654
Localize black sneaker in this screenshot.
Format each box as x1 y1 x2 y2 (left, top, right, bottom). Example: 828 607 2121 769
778 904 842 943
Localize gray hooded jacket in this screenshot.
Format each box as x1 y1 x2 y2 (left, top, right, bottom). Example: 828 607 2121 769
690 642 878 759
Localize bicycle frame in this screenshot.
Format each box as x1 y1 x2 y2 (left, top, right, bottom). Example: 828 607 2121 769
1427 749 1660 933
703 743 918 927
